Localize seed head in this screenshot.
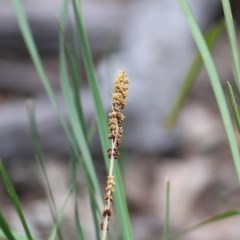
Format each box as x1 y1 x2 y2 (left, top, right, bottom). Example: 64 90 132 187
101 70 129 238
108 70 129 160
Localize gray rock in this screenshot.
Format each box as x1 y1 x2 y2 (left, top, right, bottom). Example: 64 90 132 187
0 0 221 159
98 0 220 153
0 0 124 94
0 96 66 160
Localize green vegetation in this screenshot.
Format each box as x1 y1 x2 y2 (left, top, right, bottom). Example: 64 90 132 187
0 0 240 239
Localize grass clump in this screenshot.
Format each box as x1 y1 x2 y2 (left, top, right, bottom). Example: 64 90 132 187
1 0 240 239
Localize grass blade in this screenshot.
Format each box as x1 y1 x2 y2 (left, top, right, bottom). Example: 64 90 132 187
59 0 102 206
226 81 240 132
59 43 101 197
59 30 103 239
0 161 34 240
26 101 64 240
178 0 240 185
71 0 109 155
65 45 86 133
0 213 16 240
74 193 85 240
10 0 57 110
87 178 101 240
71 1 133 238
0 227 28 240
48 186 73 240
59 4 104 239
221 0 240 90
165 20 225 128
11 0 77 157
113 165 133 239
170 209 240 240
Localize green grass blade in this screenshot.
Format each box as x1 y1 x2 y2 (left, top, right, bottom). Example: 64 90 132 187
59 41 101 197
165 20 225 128
170 209 240 240
0 213 16 240
71 0 109 154
68 146 86 240
0 161 34 240
179 0 240 185
65 45 86 133
221 0 240 90
27 101 57 212
74 194 85 240
87 179 101 240
59 5 103 238
48 186 73 240
71 1 133 238
0 227 28 240
59 1 86 133
59 0 102 197
10 0 57 110
162 179 170 240
11 0 76 155
113 165 133 239
59 66 103 234
59 42 103 239
226 82 240 132
26 101 64 240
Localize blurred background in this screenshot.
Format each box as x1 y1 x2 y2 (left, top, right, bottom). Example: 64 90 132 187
1 0 240 239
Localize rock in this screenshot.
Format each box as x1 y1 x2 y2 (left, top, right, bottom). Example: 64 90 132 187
179 101 226 154
0 96 66 160
0 0 222 159
0 59 60 95
98 0 221 153
0 86 99 161
0 0 125 95
0 0 123 55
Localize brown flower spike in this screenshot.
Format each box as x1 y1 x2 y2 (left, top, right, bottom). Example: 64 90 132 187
101 70 129 240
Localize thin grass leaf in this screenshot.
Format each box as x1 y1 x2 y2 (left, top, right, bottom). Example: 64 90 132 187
226 81 240 131
165 20 225 128
10 0 57 110
162 179 170 240
26 101 64 240
179 0 240 185
70 149 100 240
74 193 85 240
221 0 240 90
0 213 16 240
68 144 86 240
59 0 103 203
59 0 88 169
71 151 101 240
170 209 240 240
71 1 133 238
11 0 78 161
87 178 101 240
0 228 28 240
65 44 86 133
59 4 104 239
71 0 109 154
59 38 101 197
59 9 86 133
48 186 73 240
60 73 103 236
113 165 133 238
59 38 104 240
0 161 34 240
